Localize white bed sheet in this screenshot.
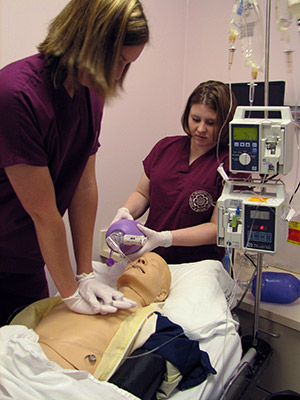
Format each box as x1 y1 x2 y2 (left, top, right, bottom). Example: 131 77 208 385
96 259 243 400
0 325 139 400
0 259 242 400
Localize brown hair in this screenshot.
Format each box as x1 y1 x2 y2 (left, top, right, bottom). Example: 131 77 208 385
38 0 149 97
181 80 237 146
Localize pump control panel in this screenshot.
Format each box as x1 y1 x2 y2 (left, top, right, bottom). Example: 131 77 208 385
217 180 289 254
230 106 294 175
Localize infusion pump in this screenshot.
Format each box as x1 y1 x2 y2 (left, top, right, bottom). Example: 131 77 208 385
217 180 289 254
230 106 294 175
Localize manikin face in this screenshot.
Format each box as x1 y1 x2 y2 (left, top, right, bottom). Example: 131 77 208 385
188 103 219 153
116 252 171 306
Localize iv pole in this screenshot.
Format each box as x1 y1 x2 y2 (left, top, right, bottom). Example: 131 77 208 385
252 0 271 346
264 0 271 107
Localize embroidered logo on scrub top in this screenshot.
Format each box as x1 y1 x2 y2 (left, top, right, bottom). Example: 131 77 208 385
189 190 213 212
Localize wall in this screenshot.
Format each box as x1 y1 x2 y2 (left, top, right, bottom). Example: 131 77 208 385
97 0 187 227
1 0 299 293
0 0 67 65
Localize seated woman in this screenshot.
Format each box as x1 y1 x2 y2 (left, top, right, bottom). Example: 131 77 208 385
12 252 216 399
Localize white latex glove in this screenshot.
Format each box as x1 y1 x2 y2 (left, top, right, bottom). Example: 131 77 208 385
62 288 117 315
77 272 137 314
128 225 172 259
110 207 133 225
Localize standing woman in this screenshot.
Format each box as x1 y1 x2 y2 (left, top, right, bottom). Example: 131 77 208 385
110 80 249 264
0 0 149 326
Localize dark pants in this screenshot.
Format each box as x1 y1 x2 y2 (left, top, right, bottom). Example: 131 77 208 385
0 269 49 326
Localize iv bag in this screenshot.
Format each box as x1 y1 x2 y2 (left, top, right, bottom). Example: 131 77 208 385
288 0 300 30
229 0 244 43
240 0 264 79
276 0 294 73
288 0 300 18
276 0 293 41
229 0 264 79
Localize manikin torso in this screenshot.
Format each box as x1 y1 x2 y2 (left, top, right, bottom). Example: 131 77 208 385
36 301 135 374
35 253 170 374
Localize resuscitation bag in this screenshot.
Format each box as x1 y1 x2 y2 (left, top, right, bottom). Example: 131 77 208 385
252 271 300 304
106 219 146 256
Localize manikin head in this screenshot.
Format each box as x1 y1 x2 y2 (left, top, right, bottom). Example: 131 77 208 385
117 252 171 306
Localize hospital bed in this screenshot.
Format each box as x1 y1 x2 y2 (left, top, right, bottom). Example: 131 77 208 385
0 259 251 400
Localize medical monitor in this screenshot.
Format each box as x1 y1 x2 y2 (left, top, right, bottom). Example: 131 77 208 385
230 81 285 118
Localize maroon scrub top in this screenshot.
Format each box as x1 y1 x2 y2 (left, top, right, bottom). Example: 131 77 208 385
143 135 243 264
0 54 104 273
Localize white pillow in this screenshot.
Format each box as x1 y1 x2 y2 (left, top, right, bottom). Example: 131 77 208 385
162 260 239 340
92 259 239 341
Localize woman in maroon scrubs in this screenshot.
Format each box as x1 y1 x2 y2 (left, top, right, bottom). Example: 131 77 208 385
0 0 149 326
110 80 249 264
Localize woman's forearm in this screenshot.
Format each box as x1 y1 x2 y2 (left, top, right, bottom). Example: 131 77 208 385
123 191 149 220
33 211 77 298
68 155 98 275
170 222 218 247
171 202 219 247
123 172 150 219
68 183 98 275
4 163 77 297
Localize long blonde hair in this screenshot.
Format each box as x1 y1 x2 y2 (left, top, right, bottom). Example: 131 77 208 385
38 0 149 97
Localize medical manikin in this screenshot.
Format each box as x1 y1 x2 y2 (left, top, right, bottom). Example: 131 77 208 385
14 252 215 399
35 252 171 372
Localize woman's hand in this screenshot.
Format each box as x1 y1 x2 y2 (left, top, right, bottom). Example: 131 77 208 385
65 272 137 314
128 225 172 259
110 207 134 225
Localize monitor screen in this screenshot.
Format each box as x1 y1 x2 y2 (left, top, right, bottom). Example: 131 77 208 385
232 125 258 141
230 81 285 118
